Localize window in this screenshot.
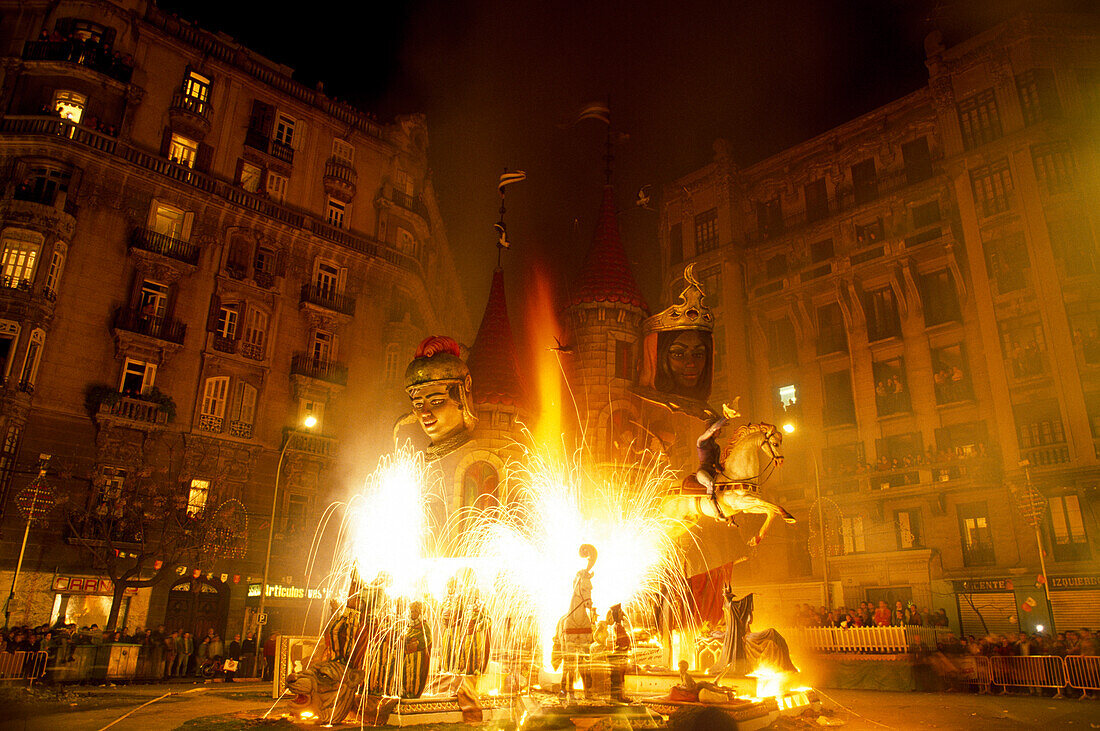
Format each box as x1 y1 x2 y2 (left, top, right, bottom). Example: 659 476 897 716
463 461 499 510
15 164 71 206
851 158 878 205
44 244 66 296
811 238 834 263
985 234 1029 295
817 302 847 355
919 269 961 326
0 424 21 506
53 90 86 123
934 421 987 458
958 502 995 566
804 179 829 223
315 262 340 298
669 223 683 265
19 329 44 387
383 343 401 382
243 309 267 358
215 305 238 339
1032 142 1075 195
326 199 346 228
823 370 856 427
765 317 797 367
186 479 209 517
300 398 324 430
1000 317 1047 379
970 158 1013 217
777 384 798 418
150 204 186 239
855 218 884 246
614 339 634 380
901 137 933 184
764 254 788 280
311 330 333 362
912 200 941 229
895 509 923 549
238 161 262 193
1069 308 1100 365
1048 495 1089 561
182 71 211 102
1049 218 1096 275
139 280 169 323
872 357 910 416
755 199 782 240
199 376 229 430
229 382 257 435
285 494 309 532
695 208 720 253
332 139 354 164
393 169 414 197
1016 68 1062 126
0 229 42 288
822 441 864 477
875 432 923 472
1014 399 1065 451
274 113 296 147
266 172 288 202
698 266 721 309
101 467 127 502
168 134 198 168
119 358 156 394
931 344 973 404
70 19 107 43
0 321 19 381
254 247 280 276
957 89 1003 150
862 286 901 341
397 228 418 256
841 515 865 554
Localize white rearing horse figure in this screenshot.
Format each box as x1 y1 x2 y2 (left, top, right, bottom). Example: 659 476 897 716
661 422 796 546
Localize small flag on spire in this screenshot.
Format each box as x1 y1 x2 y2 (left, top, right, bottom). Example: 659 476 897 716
494 222 510 249
498 170 527 194
575 101 610 125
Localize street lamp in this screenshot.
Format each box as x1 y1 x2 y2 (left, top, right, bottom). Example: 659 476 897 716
783 422 830 609
255 417 316 678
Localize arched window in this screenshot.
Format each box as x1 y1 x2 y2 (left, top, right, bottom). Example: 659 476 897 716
462 461 498 510
19 329 45 388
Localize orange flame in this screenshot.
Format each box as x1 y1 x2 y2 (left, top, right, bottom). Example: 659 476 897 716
526 269 564 454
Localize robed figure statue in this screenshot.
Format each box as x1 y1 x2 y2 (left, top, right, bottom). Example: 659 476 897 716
715 587 798 676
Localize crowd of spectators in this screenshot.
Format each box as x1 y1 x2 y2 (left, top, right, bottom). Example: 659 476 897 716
33 26 135 84
0 623 265 682
792 601 950 628
934 629 1099 658
821 443 988 479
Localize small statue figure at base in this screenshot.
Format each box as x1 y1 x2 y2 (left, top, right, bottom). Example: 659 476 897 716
555 543 598 701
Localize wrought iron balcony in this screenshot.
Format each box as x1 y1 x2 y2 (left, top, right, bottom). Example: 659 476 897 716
290 353 348 386
240 342 265 361
22 40 135 84
243 129 294 164
387 188 430 220
323 157 357 202
112 306 187 345
129 227 200 266
211 335 237 354
299 283 355 316
169 92 211 120
228 420 253 439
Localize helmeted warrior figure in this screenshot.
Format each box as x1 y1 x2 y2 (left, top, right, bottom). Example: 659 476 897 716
400 336 478 460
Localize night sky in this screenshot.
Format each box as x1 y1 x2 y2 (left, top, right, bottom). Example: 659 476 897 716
160 0 1097 342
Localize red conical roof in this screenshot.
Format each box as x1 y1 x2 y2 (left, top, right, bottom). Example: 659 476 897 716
568 185 649 312
467 268 524 406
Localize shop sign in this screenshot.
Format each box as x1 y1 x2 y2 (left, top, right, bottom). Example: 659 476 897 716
1049 575 1100 590
246 582 324 601
952 578 1010 593
53 576 137 596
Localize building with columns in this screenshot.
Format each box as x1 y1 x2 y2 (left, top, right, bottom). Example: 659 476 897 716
658 14 1100 634
0 0 470 638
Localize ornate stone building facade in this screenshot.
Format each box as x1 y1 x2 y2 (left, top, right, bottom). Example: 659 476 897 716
0 0 470 636
659 15 1100 633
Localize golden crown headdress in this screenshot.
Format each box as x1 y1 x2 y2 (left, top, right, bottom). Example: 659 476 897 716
643 264 714 333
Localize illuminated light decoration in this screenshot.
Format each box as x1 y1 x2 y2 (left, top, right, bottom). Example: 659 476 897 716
233 575 240 584
193 569 201 579
154 560 163 570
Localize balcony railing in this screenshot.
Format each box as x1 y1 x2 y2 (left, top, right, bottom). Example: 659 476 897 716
324 157 357 185
97 395 168 425
299 283 355 316
228 420 253 439
240 342 265 361
817 456 999 496
290 353 349 386
388 188 430 220
21 40 135 84
129 227 200 266
112 307 187 345
197 414 223 432
211 335 237 354
244 129 294 164
169 92 211 120
1020 444 1071 467
287 429 338 459
0 116 423 275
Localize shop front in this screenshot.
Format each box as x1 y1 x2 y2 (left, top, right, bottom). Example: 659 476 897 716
953 578 1019 638
50 575 143 630
243 582 328 639
1048 574 1100 632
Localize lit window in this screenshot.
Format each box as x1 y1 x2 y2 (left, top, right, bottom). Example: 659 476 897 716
120 358 156 394
326 199 345 228
19 329 44 387
778 384 798 406
216 305 238 339
274 114 295 147
239 162 262 193
332 139 354 164
182 71 211 102
187 479 209 517
266 172 287 202
101 467 127 502
53 90 86 123
150 204 186 238
168 134 198 168
139 280 169 322
1 229 42 289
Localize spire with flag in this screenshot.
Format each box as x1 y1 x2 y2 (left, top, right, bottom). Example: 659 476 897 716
495 168 526 267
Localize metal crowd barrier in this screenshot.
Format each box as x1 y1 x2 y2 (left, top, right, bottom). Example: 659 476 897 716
1064 655 1100 694
0 651 48 683
956 654 992 693
989 655 1067 697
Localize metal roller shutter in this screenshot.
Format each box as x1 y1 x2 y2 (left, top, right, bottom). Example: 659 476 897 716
957 592 1018 637
1049 589 1100 631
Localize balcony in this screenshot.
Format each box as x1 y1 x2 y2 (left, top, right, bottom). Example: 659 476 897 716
1020 443 1071 467
290 353 348 386
21 40 135 84
244 129 294 165
0 275 58 308
168 92 212 139
228 420 253 439
211 335 237 354
299 283 355 317
286 429 338 459
387 188 430 222
323 157 357 202
112 306 187 345
129 227 200 267
197 414 223 433
96 395 169 427
240 342 265 361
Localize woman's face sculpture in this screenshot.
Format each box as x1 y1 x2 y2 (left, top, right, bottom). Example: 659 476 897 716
666 330 708 390
408 382 465 443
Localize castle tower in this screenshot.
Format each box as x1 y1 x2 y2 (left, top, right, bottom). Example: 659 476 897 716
564 185 649 458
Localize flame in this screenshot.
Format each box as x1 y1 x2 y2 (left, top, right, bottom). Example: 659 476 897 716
527 269 564 455
748 667 786 699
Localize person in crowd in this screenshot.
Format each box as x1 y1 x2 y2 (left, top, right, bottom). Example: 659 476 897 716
195 632 210 675
178 631 194 677
209 633 224 660
873 601 892 627
262 630 278 681
164 630 178 679
241 633 256 677
224 634 241 682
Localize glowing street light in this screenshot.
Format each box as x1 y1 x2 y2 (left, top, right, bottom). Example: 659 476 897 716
782 422 795 434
